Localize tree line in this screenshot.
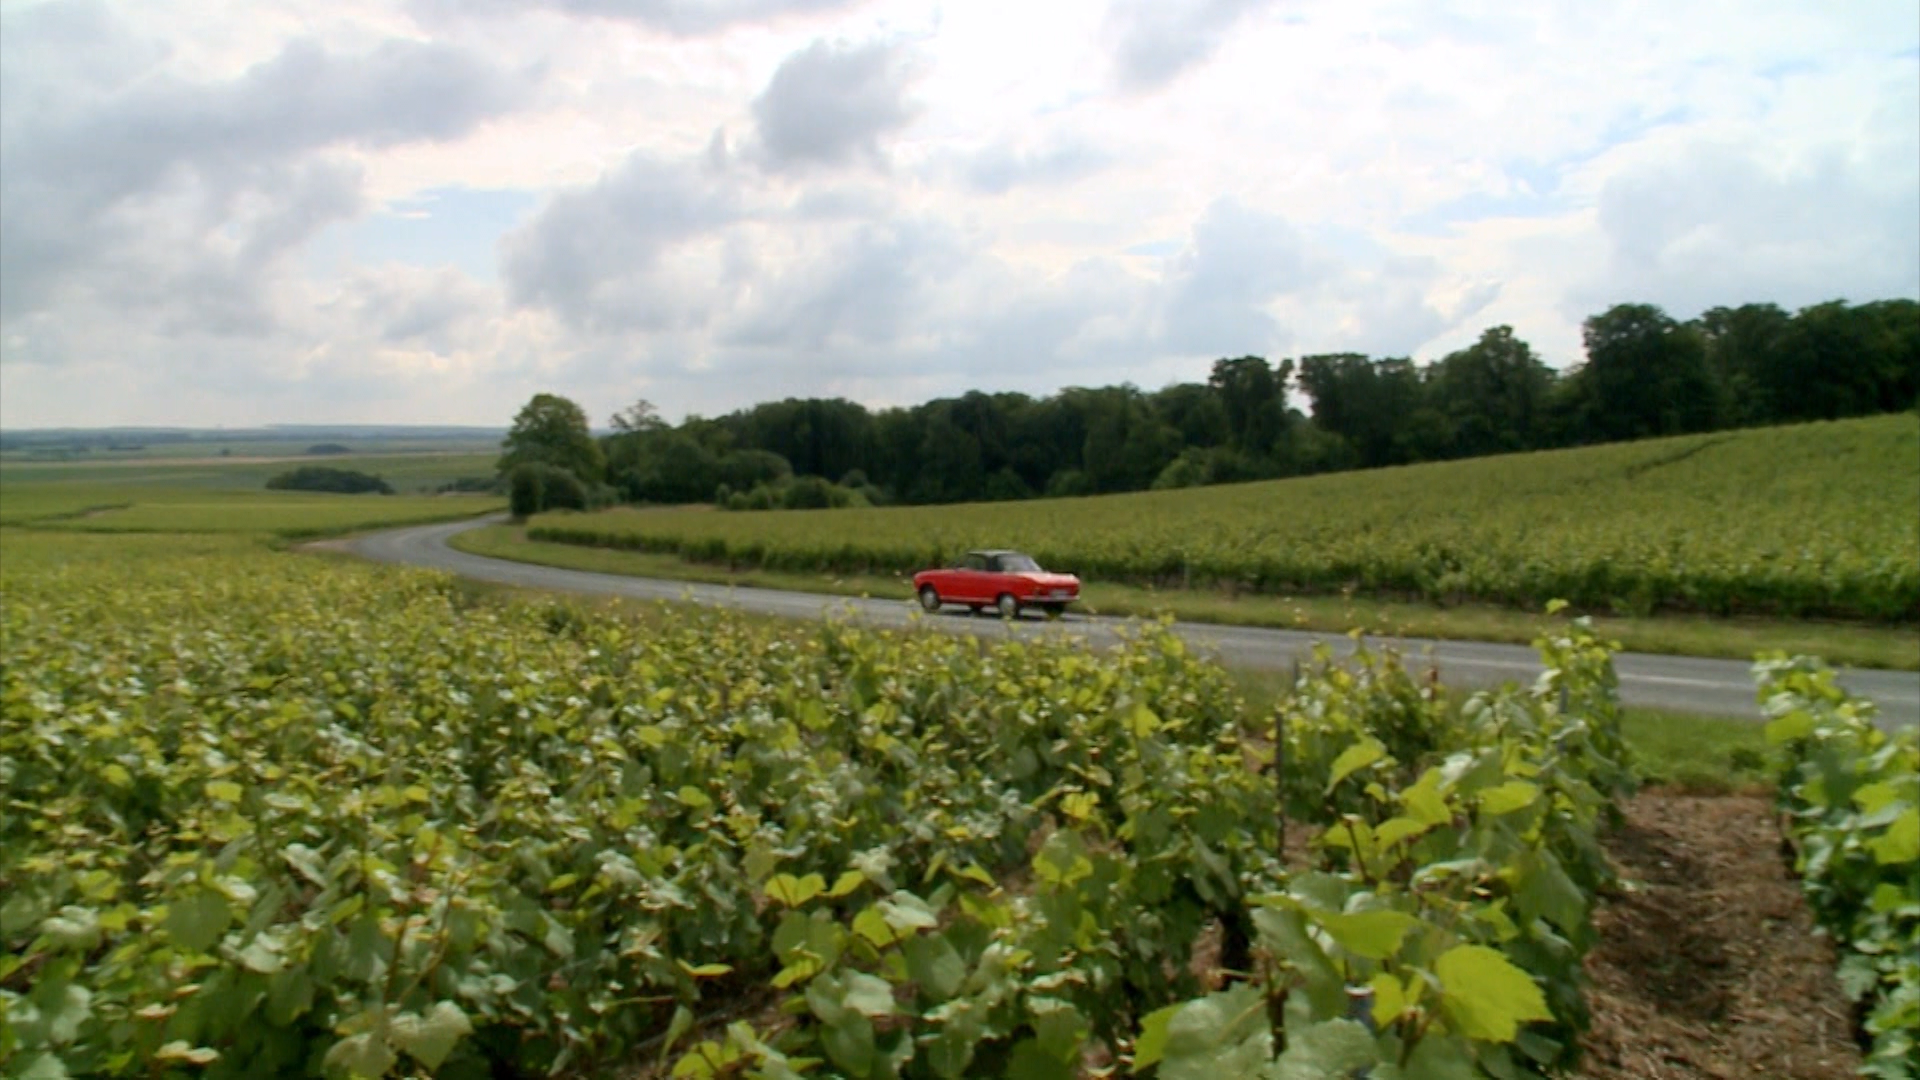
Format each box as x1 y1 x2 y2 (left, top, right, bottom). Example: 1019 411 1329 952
499 298 1919 512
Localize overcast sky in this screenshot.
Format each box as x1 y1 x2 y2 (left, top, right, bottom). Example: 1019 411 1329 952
1 0 1915 428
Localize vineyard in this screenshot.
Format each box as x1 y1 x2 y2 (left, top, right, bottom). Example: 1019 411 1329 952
528 415 1920 622
3 528 1910 1078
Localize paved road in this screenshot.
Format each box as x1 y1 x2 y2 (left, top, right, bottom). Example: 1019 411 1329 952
346 517 1920 728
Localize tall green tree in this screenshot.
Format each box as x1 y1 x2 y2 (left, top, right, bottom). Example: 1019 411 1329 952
1208 355 1289 456
1570 304 1719 442
499 393 603 483
1296 353 1429 467
1428 326 1555 457
1762 300 1920 422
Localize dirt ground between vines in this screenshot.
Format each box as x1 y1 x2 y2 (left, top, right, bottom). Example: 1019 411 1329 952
1573 789 1862 1080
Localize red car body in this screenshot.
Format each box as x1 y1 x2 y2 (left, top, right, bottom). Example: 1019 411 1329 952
913 550 1080 617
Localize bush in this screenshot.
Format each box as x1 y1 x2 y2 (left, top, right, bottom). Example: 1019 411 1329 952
304 443 352 456
508 464 587 518
265 466 392 495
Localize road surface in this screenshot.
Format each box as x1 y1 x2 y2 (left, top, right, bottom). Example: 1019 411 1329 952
344 517 1920 728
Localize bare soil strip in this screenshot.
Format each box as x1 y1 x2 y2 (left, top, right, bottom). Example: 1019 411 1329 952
1576 790 1862 1080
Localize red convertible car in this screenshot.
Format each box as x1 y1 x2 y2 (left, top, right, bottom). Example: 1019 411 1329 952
913 550 1080 619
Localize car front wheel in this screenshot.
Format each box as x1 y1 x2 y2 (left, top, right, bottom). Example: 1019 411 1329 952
918 586 942 613
996 593 1020 619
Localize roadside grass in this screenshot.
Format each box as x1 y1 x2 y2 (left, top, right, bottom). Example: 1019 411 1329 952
449 524 1920 672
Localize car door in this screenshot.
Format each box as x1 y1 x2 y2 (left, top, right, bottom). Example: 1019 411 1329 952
954 553 991 603
983 554 1018 601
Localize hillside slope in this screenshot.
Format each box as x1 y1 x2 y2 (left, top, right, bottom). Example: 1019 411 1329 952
530 415 1920 621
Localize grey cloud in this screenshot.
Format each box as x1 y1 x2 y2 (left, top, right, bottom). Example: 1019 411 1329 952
0 9 534 327
749 38 919 170
961 139 1114 195
1106 0 1274 93
501 153 745 331
723 220 965 350
1160 198 1323 355
1576 138 1920 317
409 0 861 36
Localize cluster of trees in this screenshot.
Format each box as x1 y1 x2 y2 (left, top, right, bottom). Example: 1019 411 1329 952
264 466 393 495
499 298 1918 511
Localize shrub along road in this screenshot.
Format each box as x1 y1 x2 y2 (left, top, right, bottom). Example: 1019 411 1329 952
346 516 1920 728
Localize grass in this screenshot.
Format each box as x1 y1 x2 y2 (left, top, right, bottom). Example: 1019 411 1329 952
0 450 499 494
0 483 501 538
449 523 1920 671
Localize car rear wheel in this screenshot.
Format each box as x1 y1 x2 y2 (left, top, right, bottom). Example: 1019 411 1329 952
996 593 1020 619
918 586 942 613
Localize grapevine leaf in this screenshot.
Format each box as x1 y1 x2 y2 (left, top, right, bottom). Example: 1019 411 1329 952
389 1002 473 1070
1434 945 1553 1043
842 972 896 1018
1373 816 1433 851
1156 984 1271 1080
903 933 966 1001
1401 768 1451 827
1310 909 1416 961
877 891 939 933
1133 1003 1179 1069
164 891 231 954
1867 808 1918 865
324 1032 398 1079
819 1014 876 1077
1272 1018 1377 1080
1477 781 1540 816
766 873 826 908
16 1053 70 1080
1327 738 1386 791
826 870 866 898
1369 973 1408 1027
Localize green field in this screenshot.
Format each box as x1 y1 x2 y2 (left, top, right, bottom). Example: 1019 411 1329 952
0 450 498 494
528 415 1920 623
0 486 501 537
0 450 503 537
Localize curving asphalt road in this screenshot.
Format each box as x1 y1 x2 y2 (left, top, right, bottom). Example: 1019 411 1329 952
345 517 1920 728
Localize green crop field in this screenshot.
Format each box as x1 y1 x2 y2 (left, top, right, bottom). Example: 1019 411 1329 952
0 529 1673 1077
0 486 500 537
529 415 1920 623
0 453 503 536
0 451 499 494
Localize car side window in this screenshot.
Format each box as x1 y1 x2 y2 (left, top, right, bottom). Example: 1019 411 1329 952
987 555 1005 572
962 554 987 571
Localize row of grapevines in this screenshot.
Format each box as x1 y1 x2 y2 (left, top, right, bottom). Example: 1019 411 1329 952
671 615 1637 1078
0 532 1277 1078
527 415 1920 620
1759 656 1920 1078
1121 617 1634 1078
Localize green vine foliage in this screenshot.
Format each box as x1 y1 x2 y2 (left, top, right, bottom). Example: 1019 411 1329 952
679 618 1637 1079
0 533 1274 1078
19 531 1887 1080
1759 655 1920 1078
